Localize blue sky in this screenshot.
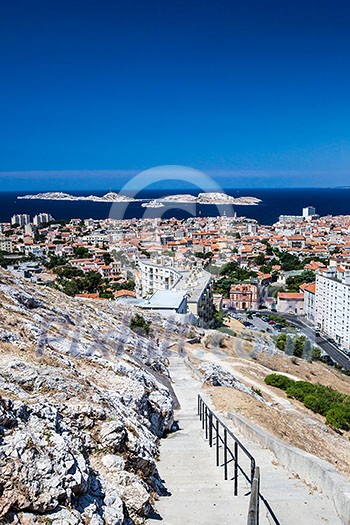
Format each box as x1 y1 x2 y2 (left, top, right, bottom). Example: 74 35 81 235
1 0 350 190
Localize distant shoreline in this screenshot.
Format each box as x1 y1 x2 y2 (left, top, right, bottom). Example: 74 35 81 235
1 188 349 225
18 191 262 206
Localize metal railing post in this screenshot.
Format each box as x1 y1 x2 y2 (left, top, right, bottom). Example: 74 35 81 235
196 396 280 525
209 413 213 447
224 428 228 480
216 419 220 466
247 467 260 525
251 459 256 485
234 441 238 496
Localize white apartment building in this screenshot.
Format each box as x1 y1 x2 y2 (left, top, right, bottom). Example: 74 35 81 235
33 213 54 226
11 214 30 226
315 266 350 349
137 260 183 296
302 206 316 218
0 238 13 253
137 259 213 323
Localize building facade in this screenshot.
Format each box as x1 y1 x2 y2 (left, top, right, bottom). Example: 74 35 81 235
301 282 316 322
0 238 13 253
277 292 304 315
229 283 259 310
315 266 350 349
137 259 213 322
11 214 30 226
33 213 54 226
137 260 183 297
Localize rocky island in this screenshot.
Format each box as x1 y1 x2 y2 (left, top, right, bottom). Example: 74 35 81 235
18 191 261 206
153 193 261 205
141 200 165 208
18 192 138 203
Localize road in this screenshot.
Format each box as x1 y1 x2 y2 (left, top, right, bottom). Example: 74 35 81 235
255 310 350 371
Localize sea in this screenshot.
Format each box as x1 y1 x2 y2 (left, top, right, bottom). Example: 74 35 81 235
0 188 350 226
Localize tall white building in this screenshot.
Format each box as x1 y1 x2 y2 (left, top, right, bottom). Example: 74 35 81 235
302 206 316 218
11 214 30 226
315 266 350 349
33 213 54 226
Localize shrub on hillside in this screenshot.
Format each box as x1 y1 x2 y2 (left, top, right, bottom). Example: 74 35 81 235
264 373 350 430
264 373 294 390
325 404 350 431
303 394 329 416
129 314 151 337
285 381 315 402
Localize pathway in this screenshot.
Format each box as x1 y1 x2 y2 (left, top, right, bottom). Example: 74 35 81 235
147 352 342 525
147 354 247 525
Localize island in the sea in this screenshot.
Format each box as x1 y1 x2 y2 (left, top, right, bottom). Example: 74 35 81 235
160 193 261 205
18 192 138 203
141 200 165 208
18 191 261 206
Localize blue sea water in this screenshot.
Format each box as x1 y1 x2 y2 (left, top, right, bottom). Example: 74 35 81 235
0 188 349 225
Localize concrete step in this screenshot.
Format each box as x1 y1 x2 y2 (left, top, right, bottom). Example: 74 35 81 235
148 355 342 524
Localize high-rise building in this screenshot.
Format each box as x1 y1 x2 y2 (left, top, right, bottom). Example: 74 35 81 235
302 206 316 218
11 214 30 226
33 213 54 226
315 265 350 349
24 223 34 237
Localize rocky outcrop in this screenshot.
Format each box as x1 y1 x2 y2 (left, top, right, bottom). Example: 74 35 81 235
199 362 264 401
0 269 182 524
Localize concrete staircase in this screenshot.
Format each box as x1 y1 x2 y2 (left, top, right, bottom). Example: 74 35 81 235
147 354 341 525
147 356 249 525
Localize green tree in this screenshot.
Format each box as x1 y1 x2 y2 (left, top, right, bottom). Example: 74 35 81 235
81 271 103 293
285 336 295 356
254 253 266 266
311 346 321 361
293 336 307 358
276 333 287 351
54 266 84 279
129 314 151 336
285 270 315 292
73 246 92 258
103 252 113 265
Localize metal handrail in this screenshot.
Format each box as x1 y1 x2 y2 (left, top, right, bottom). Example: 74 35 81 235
198 394 281 525
247 467 260 525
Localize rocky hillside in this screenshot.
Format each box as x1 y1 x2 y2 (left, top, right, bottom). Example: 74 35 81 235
0 269 191 525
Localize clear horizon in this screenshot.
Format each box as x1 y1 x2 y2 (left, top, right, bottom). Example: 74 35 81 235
1 169 350 192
